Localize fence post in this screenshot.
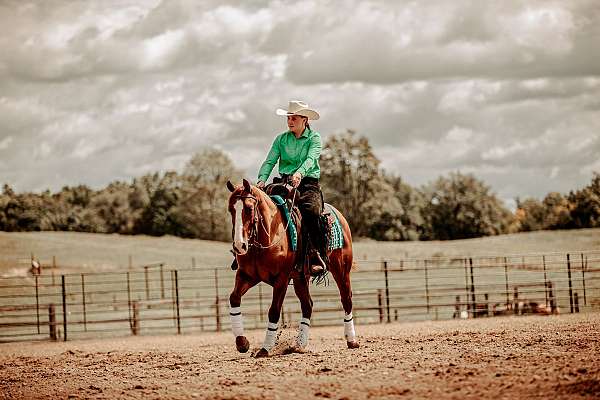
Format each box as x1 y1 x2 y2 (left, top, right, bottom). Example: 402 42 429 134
542 255 548 307
214 268 221 332
144 266 150 302
453 295 460 319
61 275 67 342
567 254 574 313
81 274 87 332
548 282 556 314
469 258 476 318
175 270 181 334
48 304 57 341
424 259 430 313
504 257 510 308
463 259 470 315
574 292 580 313
484 294 489 317
513 286 519 315
383 261 390 323
377 289 384 323
35 275 40 334
160 264 165 300
127 272 132 330
132 301 139 335
581 253 587 306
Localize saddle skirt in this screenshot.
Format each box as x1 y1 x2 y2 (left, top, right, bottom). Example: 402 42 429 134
270 196 344 252
321 203 344 251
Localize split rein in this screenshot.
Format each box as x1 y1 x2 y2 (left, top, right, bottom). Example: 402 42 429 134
238 187 297 251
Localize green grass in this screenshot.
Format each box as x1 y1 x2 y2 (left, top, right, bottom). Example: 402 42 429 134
1 228 600 275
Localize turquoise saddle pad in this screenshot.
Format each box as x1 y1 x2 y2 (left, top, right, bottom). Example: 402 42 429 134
270 196 344 252
322 203 344 251
270 195 298 251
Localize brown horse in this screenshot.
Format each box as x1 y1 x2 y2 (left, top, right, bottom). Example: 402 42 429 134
226 179 359 357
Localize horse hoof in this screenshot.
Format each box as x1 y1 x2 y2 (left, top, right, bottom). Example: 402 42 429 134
347 341 360 349
235 336 250 353
254 348 269 358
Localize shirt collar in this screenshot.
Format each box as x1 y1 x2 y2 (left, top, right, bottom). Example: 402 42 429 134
287 127 311 138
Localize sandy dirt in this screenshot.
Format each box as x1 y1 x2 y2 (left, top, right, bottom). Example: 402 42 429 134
1 313 599 399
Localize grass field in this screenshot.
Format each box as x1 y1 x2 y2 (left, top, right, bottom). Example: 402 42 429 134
1 228 600 275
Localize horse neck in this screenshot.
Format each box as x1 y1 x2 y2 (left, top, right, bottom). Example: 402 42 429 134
254 190 284 245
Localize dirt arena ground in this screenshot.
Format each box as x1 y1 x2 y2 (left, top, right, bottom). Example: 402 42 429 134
1 313 599 400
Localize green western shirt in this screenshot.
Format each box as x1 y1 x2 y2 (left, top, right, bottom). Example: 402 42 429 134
257 128 321 183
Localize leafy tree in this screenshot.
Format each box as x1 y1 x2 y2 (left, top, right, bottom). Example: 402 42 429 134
383 174 426 240
320 130 403 238
542 192 572 229
568 172 600 228
514 197 546 232
174 148 241 241
135 172 183 236
420 172 513 240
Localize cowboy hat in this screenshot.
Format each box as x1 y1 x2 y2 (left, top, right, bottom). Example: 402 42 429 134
275 100 320 120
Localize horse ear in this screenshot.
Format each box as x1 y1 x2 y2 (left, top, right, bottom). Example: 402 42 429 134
226 181 235 192
243 179 251 192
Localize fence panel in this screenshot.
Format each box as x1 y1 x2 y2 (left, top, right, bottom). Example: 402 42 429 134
1 250 599 342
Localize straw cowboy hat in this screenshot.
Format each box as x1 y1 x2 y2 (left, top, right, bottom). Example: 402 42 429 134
276 100 320 120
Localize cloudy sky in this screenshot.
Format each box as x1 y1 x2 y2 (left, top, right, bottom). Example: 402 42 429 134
1 0 599 207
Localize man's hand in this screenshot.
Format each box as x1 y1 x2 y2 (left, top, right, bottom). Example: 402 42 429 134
291 172 302 188
257 181 266 190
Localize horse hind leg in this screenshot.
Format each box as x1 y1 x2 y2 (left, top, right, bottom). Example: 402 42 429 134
331 253 360 349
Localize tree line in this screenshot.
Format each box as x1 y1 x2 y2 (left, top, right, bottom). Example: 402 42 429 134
1 131 599 241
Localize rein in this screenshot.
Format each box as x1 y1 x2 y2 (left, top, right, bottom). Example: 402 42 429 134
240 188 297 251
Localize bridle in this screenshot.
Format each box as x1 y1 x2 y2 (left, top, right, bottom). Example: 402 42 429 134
233 188 297 251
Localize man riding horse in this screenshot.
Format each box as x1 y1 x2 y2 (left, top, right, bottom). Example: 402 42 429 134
231 100 327 276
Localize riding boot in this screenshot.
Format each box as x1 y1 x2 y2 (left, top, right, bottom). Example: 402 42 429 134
231 258 238 271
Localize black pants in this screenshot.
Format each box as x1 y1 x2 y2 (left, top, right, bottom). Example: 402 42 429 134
296 178 326 259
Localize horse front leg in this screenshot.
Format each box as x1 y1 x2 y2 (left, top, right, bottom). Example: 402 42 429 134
229 272 257 353
292 274 313 351
255 277 290 358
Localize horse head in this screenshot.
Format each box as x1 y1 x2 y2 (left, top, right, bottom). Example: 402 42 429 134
227 178 260 256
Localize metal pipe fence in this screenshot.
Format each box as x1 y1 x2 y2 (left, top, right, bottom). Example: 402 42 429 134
1 250 599 342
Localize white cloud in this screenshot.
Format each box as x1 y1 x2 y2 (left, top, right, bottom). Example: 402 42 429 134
0 136 13 150
0 0 598 202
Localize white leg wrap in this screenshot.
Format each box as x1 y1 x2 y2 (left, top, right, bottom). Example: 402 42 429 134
262 322 278 351
344 312 356 342
296 317 311 348
230 306 244 337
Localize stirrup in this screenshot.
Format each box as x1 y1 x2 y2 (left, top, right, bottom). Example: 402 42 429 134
309 251 326 276
310 264 324 276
